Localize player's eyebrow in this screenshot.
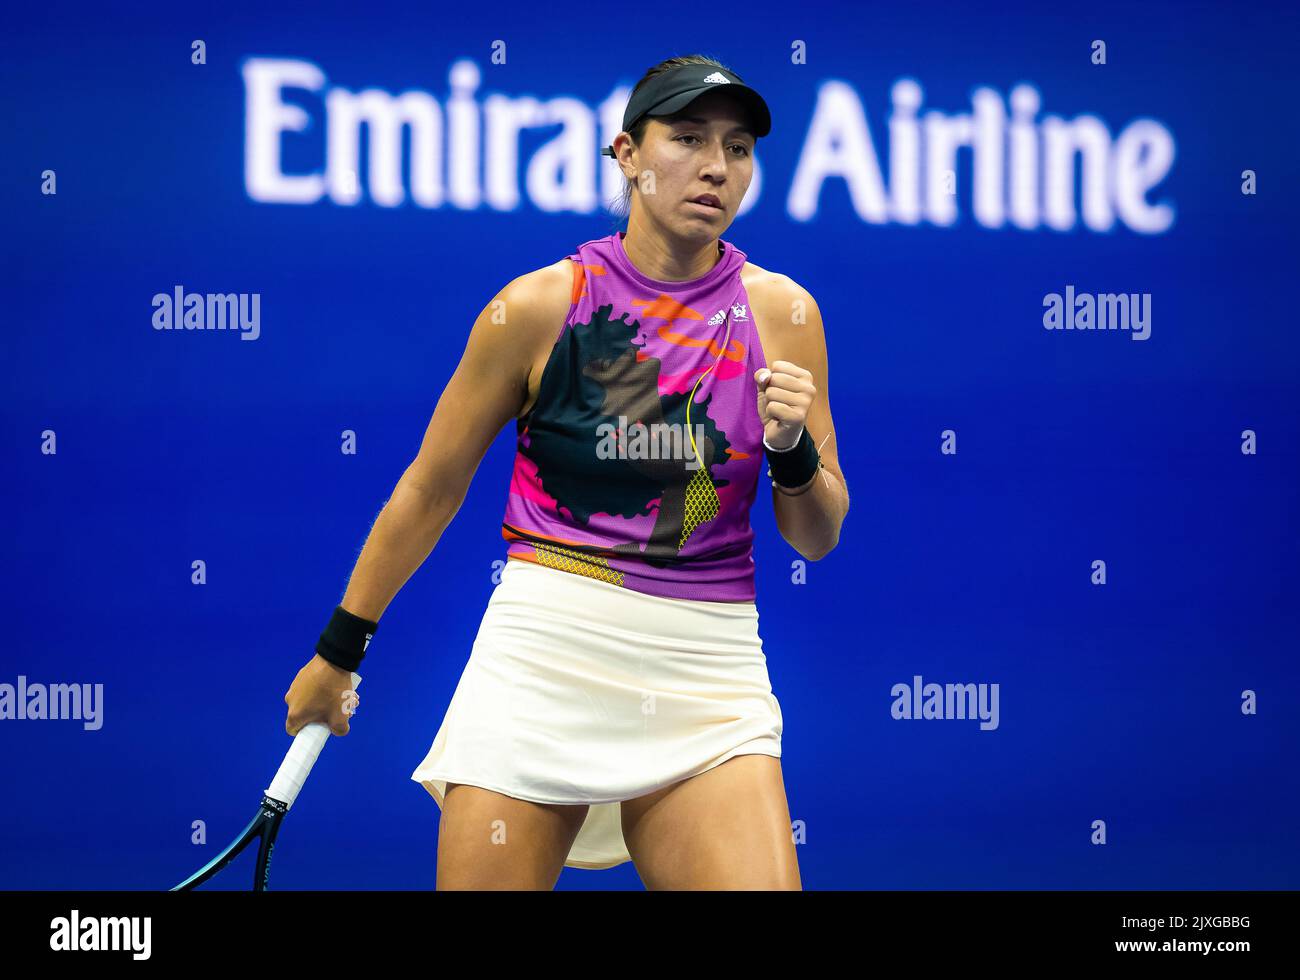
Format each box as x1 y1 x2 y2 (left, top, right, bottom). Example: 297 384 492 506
670 116 755 139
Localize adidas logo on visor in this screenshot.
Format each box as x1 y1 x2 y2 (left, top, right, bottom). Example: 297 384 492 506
702 72 730 84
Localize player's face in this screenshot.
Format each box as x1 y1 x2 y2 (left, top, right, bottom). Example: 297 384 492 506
635 92 755 242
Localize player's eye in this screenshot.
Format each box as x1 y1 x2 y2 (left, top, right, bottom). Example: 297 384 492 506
676 134 750 157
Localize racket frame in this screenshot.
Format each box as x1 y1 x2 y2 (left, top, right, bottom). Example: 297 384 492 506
169 671 361 891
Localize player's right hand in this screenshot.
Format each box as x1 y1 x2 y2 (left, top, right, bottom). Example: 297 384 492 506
284 655 358 737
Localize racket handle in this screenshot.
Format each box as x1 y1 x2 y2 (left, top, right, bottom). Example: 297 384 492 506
265 671 361 809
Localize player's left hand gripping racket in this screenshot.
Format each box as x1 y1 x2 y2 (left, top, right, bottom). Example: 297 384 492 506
171 671 361 891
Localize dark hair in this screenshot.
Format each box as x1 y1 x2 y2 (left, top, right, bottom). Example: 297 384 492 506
607 54 747 230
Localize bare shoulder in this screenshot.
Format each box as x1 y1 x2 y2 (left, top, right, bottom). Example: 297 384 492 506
494 257 575 376
502 257 575 325
503 257 579 420
741 260 822 333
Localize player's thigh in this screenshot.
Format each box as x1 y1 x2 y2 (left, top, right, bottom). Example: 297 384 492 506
436 782 590 890
620 753 800 890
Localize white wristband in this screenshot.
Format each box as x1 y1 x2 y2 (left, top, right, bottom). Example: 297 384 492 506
763 427 804 453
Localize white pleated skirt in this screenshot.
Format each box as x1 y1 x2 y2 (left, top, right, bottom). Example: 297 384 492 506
410 556 783 870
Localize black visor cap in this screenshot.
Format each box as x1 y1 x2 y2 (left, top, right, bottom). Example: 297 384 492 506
601 64 770 157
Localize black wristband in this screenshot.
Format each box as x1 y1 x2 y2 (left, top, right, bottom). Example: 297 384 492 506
764 427 821 488
316 605 378 672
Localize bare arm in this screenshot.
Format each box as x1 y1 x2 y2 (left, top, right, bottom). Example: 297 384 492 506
756 277 850 561
286 264 570 736
335 261 572 622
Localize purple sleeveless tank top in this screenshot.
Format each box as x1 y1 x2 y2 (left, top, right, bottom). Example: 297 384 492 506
500 230 768 602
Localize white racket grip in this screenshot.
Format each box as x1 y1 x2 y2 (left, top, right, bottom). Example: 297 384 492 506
265 671 361 809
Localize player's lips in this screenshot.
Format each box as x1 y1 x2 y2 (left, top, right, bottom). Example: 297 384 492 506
689 194 722 209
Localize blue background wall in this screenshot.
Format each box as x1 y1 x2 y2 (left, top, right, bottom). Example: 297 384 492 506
3 0 1297 889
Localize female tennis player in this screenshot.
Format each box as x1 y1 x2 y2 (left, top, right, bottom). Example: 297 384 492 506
283 53 849 890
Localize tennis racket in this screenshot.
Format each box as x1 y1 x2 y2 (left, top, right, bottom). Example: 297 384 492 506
171 671 361 891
